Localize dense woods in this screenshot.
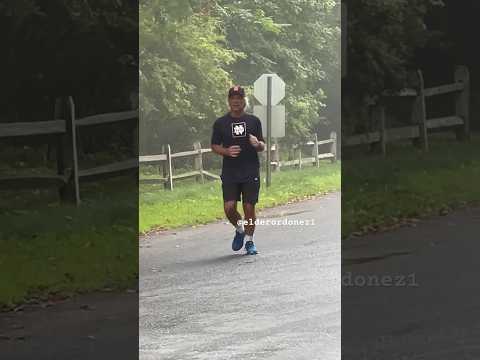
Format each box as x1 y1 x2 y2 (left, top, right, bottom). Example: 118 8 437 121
0 0 138 122
140 0 341 153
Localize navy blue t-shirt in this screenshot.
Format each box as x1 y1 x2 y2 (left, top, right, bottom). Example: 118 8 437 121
211 113 265 183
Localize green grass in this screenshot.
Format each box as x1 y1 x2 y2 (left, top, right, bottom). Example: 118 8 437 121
140 163 341 233
342 134 480 237
0 178 138 309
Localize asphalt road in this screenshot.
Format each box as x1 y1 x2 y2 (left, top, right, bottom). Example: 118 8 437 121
342 206 480 359
0 291 138 360
140 192 341 360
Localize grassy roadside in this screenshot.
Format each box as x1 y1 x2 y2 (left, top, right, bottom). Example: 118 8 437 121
140 163 341 233
0 178 138 309
342 134 480 237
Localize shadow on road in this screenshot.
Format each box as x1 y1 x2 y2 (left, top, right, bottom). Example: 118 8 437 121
343 251 412 266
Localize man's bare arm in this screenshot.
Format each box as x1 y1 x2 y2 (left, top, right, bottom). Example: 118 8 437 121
211 144 227 156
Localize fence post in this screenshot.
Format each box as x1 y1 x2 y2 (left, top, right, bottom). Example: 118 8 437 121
330 131 337 163
314 134 320 168
140 114 147 155
270 143 275 171
298 146 302 169
193 141 205 183
292 145 297 167
161 145 167 189
411 70 428 151
455 65 470 141
55 97 64 176
56 97 81 205
68 97 81 205
133 112 139 157
273 139 280 172
166 144 173 190
377 105 387 157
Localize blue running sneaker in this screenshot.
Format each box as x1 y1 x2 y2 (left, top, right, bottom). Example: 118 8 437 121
232 231 245 251
245 240 258 255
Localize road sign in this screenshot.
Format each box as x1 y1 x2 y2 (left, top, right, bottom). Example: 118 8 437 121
254 74 285 106
253 105 285 138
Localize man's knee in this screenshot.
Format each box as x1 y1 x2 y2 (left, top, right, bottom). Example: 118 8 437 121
224 201 237 216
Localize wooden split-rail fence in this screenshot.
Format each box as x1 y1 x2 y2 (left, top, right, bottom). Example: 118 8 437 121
139 132 337 191
271 131 337 171
0 96 138 205
344 66 470 154
139 142 220 190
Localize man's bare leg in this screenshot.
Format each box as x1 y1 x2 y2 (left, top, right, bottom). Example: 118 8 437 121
226 200 247 251
242 202 256 236
224 200 242 228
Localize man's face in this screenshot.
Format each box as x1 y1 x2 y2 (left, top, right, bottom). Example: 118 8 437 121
228 95 245 112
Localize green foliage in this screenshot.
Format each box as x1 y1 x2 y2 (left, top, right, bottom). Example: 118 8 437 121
343 0 444 133
0 0 138 120
140 0 244 152
218 0 340 144
140 0 340 152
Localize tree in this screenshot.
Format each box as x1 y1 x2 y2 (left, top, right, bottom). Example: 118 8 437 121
1 0 138 122
217 0 340 144
140 0 243 152
342 0 444 134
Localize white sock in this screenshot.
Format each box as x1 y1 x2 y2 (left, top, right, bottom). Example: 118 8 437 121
236 222 244 233
245 235 254 243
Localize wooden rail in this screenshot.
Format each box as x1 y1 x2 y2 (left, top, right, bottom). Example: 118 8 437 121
76 110 138 127
140 142 220 190
140 132 337 191
1 96 139 205
0 97 78 203
270 132 337 171
344 66 470 155
0 120 66 138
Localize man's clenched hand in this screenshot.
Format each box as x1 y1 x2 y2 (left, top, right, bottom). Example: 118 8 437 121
249 134 265 151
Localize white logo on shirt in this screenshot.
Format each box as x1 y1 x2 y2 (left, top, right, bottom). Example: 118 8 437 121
231 122 246 138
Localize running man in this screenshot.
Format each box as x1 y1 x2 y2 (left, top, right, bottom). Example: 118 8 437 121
211 85 265 255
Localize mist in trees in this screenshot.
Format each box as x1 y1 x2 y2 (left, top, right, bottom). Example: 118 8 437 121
140 0 340 154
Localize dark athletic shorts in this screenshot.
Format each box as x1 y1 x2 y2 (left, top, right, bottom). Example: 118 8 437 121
222 179 260 204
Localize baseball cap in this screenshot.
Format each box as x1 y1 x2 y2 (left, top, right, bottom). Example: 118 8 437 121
228 85 245 98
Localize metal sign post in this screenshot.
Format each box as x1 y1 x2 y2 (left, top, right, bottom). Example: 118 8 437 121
266 76 272 187
253 73 285 188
